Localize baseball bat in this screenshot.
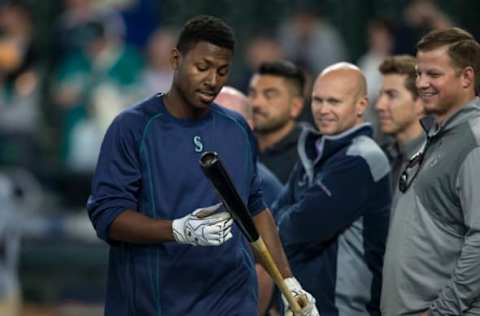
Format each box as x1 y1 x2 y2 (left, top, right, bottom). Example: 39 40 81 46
199 151 302 313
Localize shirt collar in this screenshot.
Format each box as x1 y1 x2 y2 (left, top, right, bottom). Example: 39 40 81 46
398 133 426 159
422 97 480 139
314 122 373 162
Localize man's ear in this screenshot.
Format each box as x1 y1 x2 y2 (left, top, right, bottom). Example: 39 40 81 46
290 96 305 119
356 96 369 116
461 66 475 90
170 48 181 70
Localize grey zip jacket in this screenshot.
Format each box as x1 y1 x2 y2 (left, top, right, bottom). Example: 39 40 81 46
381 97 480 315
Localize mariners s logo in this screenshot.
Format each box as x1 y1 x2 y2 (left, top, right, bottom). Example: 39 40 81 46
193 136 203 152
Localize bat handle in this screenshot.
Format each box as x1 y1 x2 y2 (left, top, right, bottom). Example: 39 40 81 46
251 237 302 314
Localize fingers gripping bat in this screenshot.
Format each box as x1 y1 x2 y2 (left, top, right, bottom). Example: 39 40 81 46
199 151 302 313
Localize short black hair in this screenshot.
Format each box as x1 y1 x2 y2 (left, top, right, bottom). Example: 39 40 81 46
256 60 305 97
176 15 235 54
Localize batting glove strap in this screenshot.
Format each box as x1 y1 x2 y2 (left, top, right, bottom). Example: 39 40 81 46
283 277 320 316
172 203 233 246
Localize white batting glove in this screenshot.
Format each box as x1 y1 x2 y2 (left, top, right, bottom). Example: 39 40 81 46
172 203 233 246
283 277 320 316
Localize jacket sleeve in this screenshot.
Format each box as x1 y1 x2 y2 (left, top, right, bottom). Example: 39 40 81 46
277 155 374 246
429 148 480 315
243 120 268 216
86 113 142 242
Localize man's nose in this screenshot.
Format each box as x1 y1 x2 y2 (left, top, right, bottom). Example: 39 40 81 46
318 103 330 114
375 95 387 111
205 71 218 87
416 74 429 90
250 95 264 110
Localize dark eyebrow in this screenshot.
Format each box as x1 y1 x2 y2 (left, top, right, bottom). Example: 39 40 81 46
199 56 230 68
263 87 280 94
384 88 398 94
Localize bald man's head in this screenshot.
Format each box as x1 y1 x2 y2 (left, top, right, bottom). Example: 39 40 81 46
320 62 367 98
311 62 369 135
214 86 254 128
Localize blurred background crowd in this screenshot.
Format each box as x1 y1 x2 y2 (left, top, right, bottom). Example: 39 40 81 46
0 0 478 315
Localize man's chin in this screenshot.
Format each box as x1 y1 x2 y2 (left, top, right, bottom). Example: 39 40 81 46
319 127 335 135
423 103 439 115
254 122 288 135
253 126 272 135
192 98 212 108
379 124 395 135
421 96 439 110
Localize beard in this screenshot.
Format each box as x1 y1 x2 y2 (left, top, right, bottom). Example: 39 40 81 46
254 115 291 134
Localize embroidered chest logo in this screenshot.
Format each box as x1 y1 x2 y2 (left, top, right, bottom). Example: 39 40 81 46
193 136 203 152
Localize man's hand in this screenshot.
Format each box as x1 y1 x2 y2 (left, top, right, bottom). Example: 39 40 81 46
283 277 320 316
172 203 233 246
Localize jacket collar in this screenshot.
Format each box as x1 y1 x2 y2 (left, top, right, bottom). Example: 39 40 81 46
298 123 373 182
383 132 426 162
422 97 480 139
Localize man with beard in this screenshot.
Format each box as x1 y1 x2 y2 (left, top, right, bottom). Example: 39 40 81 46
214 86 283 316
248 60 305 183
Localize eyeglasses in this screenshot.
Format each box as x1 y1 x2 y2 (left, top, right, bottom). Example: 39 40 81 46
398 150 425 193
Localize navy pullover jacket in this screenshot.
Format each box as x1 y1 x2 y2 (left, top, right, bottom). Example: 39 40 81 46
274 123 391 316
87 94 266 316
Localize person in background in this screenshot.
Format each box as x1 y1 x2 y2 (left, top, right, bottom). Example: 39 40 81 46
141 28 176 97
395 0 454 55
277 6 347 77
214 86 283 316
214 86 283 207
274 62 391 315
375 55 426 193
382 27 480 316
237 34 285 93
52 14 143 172
359 18 396 104
358 18 396 140
54 0 125 60
0 2 42 170
248 60 306 183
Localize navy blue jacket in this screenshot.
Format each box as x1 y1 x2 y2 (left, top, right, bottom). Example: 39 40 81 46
273 123 391 316
87 94 266 316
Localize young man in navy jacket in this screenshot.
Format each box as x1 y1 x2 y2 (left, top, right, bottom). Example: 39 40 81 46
87 15 317 316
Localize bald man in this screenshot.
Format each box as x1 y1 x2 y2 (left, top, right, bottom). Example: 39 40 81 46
215 87 255 130
273 63 392 315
